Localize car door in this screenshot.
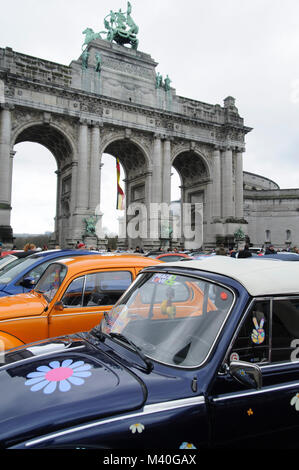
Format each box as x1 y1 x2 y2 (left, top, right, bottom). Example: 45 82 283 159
48 269 133 337
207 297 299 448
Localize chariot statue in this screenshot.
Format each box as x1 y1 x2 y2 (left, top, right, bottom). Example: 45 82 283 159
82 2 139 51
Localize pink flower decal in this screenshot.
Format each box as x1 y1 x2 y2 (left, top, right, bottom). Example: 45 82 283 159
25 359 92 394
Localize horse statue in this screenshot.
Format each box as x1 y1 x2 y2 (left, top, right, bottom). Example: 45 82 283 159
82 28 106 50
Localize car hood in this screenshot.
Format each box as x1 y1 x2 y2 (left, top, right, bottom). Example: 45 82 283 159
0 291 47 319
0 335 146 447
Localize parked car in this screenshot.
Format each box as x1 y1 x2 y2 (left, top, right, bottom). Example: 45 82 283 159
0 254 161 349
155 252 193 262
0 250 37 274
0 249 100 298
0 254 22 272
248 246 263 254
263 252 299 261
1 256 299 449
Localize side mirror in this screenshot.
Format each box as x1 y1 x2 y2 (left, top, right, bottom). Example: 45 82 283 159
19 277 36 289
229 360 262 390
54 301 64 311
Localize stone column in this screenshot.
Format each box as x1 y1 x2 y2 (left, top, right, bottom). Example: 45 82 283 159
0 104 12 206
0 104 13 241
151 134 162 203
76 119 89 211
221 147 234 218
235 149 244 218
148 134 163 245
89 123 101 212
9 150 15 207
212 147 221 218
70 161 78 215
68 160 78 245
162 139 171 204
54 169 62 240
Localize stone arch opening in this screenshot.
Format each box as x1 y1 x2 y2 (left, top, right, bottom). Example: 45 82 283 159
100 153 126 239
12 142 57 235
102 138 149 249
12 123 75 246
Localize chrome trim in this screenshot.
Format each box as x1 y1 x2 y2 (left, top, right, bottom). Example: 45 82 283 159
51 311 104 318
260 360 299 370
0 315 45 324
24 395 205 448
212 381 299 402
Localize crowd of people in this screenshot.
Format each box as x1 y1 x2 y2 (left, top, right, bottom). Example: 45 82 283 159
214 243 299 258
1 239 299 259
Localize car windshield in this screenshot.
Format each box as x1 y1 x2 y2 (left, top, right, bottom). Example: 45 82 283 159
0 255 17 270
100 271 235 368
35 263 68 302
0 256 41 283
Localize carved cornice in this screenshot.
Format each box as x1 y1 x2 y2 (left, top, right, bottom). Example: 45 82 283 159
3 74 250 138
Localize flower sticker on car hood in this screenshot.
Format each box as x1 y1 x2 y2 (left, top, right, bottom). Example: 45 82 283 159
25 359 92 394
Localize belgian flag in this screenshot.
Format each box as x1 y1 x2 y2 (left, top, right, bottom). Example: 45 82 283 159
116 158 125 210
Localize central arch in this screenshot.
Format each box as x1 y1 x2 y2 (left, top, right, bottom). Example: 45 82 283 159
102 136 150 250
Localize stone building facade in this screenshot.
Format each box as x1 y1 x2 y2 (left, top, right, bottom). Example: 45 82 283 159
0 39 251 249
244 171 299 250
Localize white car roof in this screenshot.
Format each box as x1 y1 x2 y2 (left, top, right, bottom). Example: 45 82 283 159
163 256 299 296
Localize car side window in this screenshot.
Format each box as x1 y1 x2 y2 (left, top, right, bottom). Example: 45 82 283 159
61 276 85 307
272 298 299 363
21 260 54 284
229 297 299 366
83 271 132 307
229 300 270 364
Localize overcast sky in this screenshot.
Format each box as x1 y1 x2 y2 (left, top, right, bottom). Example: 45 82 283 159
2 0 299 234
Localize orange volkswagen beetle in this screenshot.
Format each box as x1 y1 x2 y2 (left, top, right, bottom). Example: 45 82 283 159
0 255 161 350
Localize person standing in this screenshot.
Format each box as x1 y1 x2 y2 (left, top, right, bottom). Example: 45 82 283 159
265 245 276 255
237 244 252 258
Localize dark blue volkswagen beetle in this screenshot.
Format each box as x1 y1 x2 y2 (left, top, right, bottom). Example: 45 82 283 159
1 256 299 449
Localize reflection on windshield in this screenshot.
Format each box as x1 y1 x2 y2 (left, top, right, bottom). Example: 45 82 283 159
100 272 234 368
0 255 17 270
35 263 67 302
0 256 38 283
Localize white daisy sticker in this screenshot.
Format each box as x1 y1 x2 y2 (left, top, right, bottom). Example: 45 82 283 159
180 442 197 449
24 359 92 394
129 423 145 434
291 393 299 410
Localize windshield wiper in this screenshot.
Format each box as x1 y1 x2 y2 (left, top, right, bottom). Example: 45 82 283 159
109 332 154 374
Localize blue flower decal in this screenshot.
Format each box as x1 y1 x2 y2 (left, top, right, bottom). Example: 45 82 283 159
24 359 92 394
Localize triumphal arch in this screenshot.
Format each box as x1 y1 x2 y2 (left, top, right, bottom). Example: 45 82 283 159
0 2 251 249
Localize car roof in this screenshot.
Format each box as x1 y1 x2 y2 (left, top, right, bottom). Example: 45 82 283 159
156 253 191 258
157 256 299 296
27 249 96 259
53 254 162 271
